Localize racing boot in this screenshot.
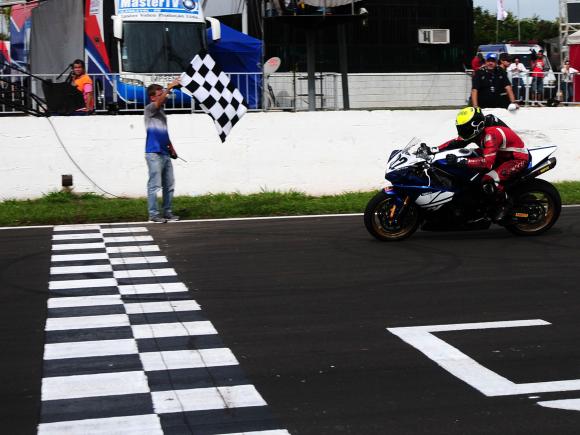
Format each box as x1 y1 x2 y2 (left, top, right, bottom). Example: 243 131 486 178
492 191 512 223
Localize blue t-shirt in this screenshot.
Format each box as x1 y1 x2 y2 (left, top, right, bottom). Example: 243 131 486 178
144 102 170 154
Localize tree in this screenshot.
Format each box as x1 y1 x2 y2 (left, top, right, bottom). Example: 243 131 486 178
473 6 558 50
0 6 10 41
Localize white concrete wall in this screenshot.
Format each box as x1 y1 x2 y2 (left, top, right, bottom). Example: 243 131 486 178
1 107 579 200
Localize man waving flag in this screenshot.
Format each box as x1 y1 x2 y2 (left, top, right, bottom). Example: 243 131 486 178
179 51 248 142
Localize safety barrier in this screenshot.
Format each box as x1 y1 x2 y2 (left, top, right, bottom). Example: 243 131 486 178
0 70 344 115
465 69 580 107
2 69 577 115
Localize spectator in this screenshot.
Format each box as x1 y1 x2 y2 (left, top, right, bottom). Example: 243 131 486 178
471 53 485 71
471 53 517 109
507 57 527 101
530 50 548 106
498 53 510 71
71 59 94 113
145 81 181 223
560 59 578 104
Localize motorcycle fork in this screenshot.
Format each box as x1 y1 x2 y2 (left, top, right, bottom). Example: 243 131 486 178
388 195 411 225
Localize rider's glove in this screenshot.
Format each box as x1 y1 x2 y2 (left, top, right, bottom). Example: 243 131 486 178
446 154 468 167
507 103 519 112
419 143 439 155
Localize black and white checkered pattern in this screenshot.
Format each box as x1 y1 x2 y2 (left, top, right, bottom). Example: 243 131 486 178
40 224 289 434
179 51 247 143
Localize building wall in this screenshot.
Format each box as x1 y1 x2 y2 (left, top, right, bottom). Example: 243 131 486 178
0 107 578 201
267 72 472 109
262 0 474 73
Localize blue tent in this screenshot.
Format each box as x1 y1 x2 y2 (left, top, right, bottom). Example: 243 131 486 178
207 24 262 109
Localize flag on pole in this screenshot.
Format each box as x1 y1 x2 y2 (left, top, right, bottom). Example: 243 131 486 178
496 0 508 21
179 51 248 143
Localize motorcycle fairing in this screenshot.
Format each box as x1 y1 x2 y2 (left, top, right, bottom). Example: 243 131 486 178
414 191 455 210
527 145 557 168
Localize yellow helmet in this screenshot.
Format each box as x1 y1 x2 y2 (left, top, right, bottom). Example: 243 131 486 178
455 107 485 140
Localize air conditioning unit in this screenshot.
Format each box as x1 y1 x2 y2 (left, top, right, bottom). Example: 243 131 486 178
418 29 450 44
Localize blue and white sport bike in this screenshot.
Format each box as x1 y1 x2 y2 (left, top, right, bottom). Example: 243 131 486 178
364 138 561 241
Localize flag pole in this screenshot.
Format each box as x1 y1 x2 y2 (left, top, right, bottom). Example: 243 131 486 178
517 0 521 40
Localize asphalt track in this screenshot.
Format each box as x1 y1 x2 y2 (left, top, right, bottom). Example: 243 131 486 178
1 208 580 434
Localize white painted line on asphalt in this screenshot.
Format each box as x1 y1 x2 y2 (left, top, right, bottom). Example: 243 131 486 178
104 235 154 243
106 245 160 254
41 371 149 401
100 227 148 234
114 268 176 279
48 295 122 308
389 319 580 397
151 385 267 413
53 224 102 231
44 339 138 360
110 256 167 265
391 319 551 333
3 206 580 231
45 314 130 331
50 264 113 275
538 398 580 411
118 282 188 295
52 233 103 241
38 414 163 435
131 321 217 339
139 348 238 371
49 278 117 290
52 242 106 251
124 300 200 314
51 253 109 262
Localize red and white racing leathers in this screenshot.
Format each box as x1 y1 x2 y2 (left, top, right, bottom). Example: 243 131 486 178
440 126 529 191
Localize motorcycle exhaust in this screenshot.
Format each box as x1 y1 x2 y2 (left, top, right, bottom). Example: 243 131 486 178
523 157 557 180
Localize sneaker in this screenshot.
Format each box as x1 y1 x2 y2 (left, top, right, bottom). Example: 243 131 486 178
163 213 180 222
149 216 167 224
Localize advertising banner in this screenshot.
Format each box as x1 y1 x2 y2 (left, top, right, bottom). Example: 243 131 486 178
116 0 201 21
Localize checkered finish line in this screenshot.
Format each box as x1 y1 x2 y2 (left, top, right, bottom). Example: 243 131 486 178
39 224 288 435
179 51 248 143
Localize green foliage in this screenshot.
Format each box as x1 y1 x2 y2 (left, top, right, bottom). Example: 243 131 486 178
0 6 9 41
474 6 558 50
0 184 579 227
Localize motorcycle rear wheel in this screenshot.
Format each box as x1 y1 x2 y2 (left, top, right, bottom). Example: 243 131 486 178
364 191 420 241
504 179 561 236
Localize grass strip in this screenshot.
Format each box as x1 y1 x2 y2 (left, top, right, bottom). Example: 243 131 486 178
1 182 579 227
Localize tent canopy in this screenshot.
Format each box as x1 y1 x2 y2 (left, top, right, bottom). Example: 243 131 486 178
568 30 580 45
207 23 262 108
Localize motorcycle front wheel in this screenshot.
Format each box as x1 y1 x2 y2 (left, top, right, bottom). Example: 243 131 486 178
364 191 420 241
504 179 562 236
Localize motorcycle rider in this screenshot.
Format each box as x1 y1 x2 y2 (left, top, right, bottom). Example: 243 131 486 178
437 107 529 222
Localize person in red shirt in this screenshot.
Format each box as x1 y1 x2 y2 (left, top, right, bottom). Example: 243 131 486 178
471 53 484 71
530 50 548 106
440 107 530 221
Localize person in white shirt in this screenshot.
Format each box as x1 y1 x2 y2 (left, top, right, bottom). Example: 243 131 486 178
507 57 527 101
561 60 579 103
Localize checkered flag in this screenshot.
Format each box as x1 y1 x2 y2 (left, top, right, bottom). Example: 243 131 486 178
179 51 248 142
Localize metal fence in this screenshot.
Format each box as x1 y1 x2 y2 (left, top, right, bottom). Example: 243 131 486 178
0 70 341 115
465 70 580 107
1 69 578 115
510 71 579 106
